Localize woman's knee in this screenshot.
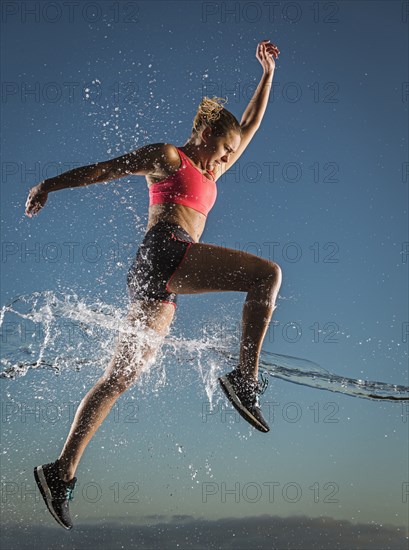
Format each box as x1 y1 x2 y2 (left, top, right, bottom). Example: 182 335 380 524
255 260 282 289
99 368 139 395
103 338 163 394
271 261 282 288
246 261 282 307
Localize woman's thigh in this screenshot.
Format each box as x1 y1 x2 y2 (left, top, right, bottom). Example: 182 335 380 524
167 243 281 294
102 300 175 385
126 300 176 335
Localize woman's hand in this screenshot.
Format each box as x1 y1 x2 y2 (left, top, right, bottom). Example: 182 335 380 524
25 183 49 217
256 39 280 73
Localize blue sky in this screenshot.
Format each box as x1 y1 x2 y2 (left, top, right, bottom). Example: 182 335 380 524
1 1 408 548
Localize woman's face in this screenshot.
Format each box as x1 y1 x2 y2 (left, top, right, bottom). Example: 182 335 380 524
201 127 241 171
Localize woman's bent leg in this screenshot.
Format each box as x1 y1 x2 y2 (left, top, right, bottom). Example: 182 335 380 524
57 301 175 481
242 272 281 379
167 243 282 381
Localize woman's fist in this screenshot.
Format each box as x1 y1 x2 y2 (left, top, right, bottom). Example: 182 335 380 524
25 184 49 217
256 40 280 72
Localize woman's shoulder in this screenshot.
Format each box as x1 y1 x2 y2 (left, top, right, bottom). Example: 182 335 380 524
145 142 181 164
144 143 183 184
162 143 182 163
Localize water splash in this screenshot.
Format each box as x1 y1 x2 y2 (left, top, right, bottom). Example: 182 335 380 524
1 291 408 402
257 350 409 401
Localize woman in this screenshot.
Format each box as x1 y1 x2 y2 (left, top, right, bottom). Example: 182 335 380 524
25 39 281 530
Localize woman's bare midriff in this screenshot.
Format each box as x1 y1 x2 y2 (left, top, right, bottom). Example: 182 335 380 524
146 203 206 243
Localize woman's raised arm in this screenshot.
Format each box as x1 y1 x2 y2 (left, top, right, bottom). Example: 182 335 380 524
240 40 279 128
217 40 280 177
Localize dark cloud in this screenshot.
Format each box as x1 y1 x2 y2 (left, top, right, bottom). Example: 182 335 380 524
1 514 407 550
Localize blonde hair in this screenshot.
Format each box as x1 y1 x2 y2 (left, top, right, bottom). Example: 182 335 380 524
192 96 242 137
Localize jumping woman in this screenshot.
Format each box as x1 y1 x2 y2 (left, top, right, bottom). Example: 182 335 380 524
25 39 281 529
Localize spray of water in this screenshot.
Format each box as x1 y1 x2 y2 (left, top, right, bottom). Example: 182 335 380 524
1 291 408 402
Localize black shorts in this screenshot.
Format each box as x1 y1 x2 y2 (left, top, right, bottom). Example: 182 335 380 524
127 221 195 307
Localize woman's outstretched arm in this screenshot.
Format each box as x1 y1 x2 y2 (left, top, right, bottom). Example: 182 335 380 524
24 143 172 217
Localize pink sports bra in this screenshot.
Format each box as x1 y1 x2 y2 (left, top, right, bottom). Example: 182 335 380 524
148 147 217 217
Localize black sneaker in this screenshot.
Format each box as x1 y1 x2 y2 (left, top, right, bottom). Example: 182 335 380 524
219 367 270 433
34 460 77 530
